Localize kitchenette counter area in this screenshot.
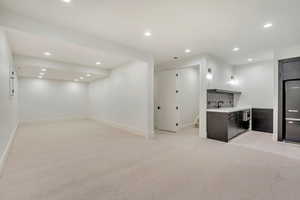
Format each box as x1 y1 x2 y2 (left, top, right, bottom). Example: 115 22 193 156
207 107 251 142
206 89 252 142
207 106 252 113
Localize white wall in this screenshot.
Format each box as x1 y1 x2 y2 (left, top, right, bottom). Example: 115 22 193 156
206 56 235 91
275 45 300 60
19 78 89 122
89 61 150 137
177 67 200 127
0 30 19 169
234 61 274 108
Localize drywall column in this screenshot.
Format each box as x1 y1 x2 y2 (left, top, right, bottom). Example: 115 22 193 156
147 60 155 139
198 60 208 138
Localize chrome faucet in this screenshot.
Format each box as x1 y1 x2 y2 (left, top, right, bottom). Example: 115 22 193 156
217 101 224 108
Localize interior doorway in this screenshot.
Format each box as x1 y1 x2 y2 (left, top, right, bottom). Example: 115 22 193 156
155 66 200 134
156 70 179 132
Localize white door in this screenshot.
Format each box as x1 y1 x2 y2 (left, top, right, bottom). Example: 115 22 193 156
156 70 179 132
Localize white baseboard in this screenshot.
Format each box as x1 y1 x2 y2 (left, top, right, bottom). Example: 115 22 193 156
0 122 19 177
181 122 195 129
90 117 146 138
20 116 89 126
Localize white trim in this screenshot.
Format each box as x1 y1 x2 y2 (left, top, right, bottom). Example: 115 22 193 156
20 116 89 125
90 118 147 138
0 122 19 177
181 122 195 129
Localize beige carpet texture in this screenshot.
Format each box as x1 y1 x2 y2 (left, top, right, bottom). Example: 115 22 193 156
1 119 300 200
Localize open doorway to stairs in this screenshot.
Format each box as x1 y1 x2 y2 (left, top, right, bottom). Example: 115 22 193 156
154 66 200 137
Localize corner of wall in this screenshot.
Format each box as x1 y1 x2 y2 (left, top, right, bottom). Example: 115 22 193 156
147 59 155 139
0 121 19 178
0 30 19 177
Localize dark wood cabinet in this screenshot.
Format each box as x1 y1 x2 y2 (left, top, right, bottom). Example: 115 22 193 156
207 110 249 142
252 108 273 133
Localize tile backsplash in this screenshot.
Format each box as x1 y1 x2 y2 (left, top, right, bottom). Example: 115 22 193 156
207 92 234 108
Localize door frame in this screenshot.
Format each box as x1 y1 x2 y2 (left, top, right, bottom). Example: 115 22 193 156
155 64 202 135
156 69 180 132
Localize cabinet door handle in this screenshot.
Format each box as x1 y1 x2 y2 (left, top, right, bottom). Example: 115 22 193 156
286 118 300 121
288 109 299 113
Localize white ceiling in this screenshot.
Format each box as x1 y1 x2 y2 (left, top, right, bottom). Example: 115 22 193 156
1 0 300 65
7 30 132 69
17 66 104 83
14 54 110 83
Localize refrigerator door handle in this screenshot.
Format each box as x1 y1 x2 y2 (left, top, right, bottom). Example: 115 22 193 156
286 118 300 122
288 109 299 113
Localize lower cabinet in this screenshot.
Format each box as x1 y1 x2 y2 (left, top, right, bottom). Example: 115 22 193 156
251 108 273 133
207 110 249 142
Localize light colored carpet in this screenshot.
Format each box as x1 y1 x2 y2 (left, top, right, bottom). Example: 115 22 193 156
231 131 300 160
1 120 300 200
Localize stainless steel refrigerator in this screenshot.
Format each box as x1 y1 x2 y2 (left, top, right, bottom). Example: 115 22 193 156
285 80 300 142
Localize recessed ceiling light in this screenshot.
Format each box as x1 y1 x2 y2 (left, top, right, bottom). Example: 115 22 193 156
38 76 43 79
44 52 52 56
61 0 71 3
41 68 47 72
248 58 253 62
86 74 91 77
232 47 240 52
40 72 45 76
185 49 191 53
263 23 273 28
144 31 152 37
96 62 101 65
79 77 84 80
74 79 79 82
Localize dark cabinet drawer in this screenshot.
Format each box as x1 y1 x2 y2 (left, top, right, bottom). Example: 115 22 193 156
286 120 300 142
